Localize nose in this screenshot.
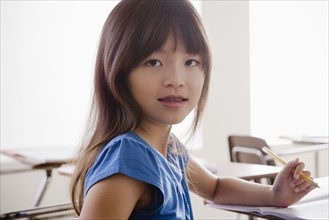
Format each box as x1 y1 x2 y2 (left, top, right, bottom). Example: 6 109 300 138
162 65 185 88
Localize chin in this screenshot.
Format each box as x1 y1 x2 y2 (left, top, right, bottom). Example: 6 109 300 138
167 116 189 125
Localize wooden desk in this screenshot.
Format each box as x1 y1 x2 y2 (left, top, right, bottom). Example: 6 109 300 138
280 135 328 145
1 147 74 169
1 147 75 207
206 176 329 220
215 162 281 181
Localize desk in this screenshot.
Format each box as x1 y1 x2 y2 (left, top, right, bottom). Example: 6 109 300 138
280 135 328 145
0 147 74 169
1 147 75 207
206 176 329 220
215 162 281 181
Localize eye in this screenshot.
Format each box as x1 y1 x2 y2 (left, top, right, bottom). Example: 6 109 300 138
185 59 200 67
145 59 162 67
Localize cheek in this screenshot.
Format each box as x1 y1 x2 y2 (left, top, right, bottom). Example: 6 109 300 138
127 73 145 96
128 77 157 105
191 77 205 107
191 74 205 96
130 83 148 103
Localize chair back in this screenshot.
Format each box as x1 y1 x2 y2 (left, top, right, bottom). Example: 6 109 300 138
228 135 276 166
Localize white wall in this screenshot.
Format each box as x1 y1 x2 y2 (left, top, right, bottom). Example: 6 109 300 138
196 1 251 162
1 1 119 149
0 0 118 214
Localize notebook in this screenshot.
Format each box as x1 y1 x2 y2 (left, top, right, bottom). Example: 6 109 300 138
206 177 329 220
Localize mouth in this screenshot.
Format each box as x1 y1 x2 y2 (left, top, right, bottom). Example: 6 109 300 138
157 96 188 102
157 96 188 109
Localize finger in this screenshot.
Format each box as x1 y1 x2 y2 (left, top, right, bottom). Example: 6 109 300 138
280 158 299 180
292 179 316 193
303 183 317 193
301 170 311 178
293 162 306 179
291 170 316 192
282 158 299 173
290 177 305 188
291 170 311 185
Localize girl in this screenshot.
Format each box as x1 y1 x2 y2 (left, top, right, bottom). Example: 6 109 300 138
70 0 316 219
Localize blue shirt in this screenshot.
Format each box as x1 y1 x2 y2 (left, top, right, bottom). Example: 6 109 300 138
84 131 193 220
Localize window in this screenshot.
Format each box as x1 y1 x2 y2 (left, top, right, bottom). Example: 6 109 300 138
249 1 328 139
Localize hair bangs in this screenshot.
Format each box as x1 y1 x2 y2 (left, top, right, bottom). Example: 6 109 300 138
127 0 209 70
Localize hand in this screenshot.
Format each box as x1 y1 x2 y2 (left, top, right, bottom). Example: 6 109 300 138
271 158 317 207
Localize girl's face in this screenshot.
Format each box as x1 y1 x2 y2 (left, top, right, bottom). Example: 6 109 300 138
127 35 205 128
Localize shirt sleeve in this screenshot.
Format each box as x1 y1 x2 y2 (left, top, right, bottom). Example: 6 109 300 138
84 137 164 197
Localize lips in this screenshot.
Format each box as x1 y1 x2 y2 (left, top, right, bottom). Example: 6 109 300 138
157 96 188 109
157 97 188 102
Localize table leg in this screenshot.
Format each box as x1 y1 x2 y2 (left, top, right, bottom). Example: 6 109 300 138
33 168 52 207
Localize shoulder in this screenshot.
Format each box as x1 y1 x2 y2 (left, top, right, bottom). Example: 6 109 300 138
99 132 149 157
102 131 163 167
84 131 162 196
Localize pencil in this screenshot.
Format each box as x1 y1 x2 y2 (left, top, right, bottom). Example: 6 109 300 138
262 147 320 188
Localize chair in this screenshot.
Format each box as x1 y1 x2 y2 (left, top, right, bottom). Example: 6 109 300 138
228 135 277 184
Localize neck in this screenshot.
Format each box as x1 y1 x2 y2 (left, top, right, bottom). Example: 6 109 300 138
133 122 172 157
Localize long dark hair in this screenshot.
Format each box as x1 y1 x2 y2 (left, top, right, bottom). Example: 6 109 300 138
70 0 211 214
